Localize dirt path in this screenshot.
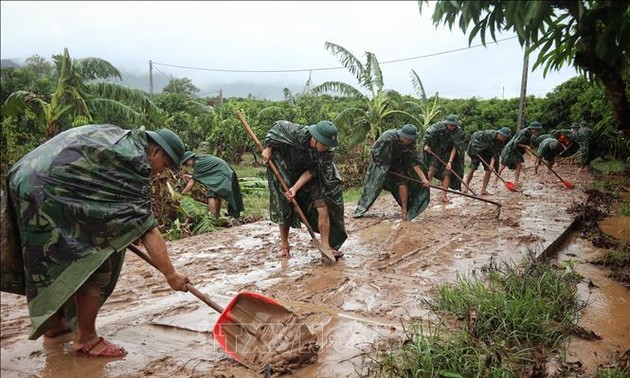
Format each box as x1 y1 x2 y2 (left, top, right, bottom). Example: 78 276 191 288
1 165 625 377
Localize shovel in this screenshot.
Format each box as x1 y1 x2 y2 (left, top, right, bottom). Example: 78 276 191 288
426 149 477 196
236 111 336 263
389 171 502 209
527 150 575 189
475 154 519 193
127 244 317 372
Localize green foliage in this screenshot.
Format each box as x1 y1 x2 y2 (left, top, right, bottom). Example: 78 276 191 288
162 77 200 97
420 0 630 136
370 257 584 377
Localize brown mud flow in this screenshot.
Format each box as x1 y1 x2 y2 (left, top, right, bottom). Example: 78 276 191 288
1 165 627 377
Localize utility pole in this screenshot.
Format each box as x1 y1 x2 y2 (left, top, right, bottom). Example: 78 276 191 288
219 89 223 107
149 60 154 95
517 45 529 131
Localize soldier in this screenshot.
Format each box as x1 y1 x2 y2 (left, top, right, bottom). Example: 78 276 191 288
181 152 244 218
353 124 431 221
463 127 512 195
495 121 543 188
262 120 347 260
2 125 190 357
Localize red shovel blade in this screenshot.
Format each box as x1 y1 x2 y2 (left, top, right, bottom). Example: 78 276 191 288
563 181 575 189
504 181 518 192
213 292 316 370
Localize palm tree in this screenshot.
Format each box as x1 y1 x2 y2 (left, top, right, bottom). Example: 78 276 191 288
311 42 421 151
2 48 162 139
402 69 443 138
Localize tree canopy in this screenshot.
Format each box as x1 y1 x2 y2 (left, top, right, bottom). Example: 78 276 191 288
419 0 630 136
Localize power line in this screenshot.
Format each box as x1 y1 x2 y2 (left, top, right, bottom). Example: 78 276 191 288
152 36 519 74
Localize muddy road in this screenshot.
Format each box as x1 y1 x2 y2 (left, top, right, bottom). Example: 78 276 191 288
2 165 628 377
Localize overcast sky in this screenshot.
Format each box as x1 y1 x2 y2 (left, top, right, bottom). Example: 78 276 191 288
1 1 580 100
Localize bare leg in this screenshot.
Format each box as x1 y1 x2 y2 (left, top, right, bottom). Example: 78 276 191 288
441 175 450 203
278 224 290 257
463 168 476 194
481 169 492 195
207 198 221 218
316 205 331 250
398 184 409 220
514 163 523 187
73 282 101 347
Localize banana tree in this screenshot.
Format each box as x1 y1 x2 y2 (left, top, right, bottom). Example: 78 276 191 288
2 48 163 139
312 42 421 152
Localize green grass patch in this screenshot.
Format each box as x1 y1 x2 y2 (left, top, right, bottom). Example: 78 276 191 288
590 159 629 175
620 202 630 216
370 256 585 377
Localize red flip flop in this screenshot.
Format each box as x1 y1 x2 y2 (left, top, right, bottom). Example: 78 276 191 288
76 337 127 358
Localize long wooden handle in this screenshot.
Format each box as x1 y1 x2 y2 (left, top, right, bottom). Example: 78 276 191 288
426 149 477 196
127 243 225 314
528 150 566 182
235 111 335 262
389 172 502 207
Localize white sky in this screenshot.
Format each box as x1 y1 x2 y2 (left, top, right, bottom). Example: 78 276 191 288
1 1 580 99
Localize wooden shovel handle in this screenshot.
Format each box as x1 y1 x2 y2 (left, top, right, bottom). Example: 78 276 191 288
426 149 477 196
127 244 225 314
389 172 501 208
235 111 335 262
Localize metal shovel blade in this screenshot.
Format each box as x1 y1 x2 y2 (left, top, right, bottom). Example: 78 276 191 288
213 292 318 372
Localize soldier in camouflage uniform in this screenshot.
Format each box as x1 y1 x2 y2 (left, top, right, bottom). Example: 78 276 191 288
495 121 543 188
462 127 512 195
353 124 431 221
421 114 465 203
181 152 244 218
573 121 607 172
1 124 190 358
535 137 565 174
262 120 347 260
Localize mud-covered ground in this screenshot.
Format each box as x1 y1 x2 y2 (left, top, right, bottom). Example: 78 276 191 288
2 164 629 377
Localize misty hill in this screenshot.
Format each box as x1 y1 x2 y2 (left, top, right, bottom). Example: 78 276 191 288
118 71 298 101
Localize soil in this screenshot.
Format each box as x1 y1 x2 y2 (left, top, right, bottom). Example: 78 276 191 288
1 164 629 377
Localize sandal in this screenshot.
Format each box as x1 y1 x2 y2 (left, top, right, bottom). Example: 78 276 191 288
278 246 290 258
76 337 127 358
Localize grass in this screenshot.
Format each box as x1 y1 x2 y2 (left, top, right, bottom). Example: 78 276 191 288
620 202 630 216
369 256 585 377
590 158 629 175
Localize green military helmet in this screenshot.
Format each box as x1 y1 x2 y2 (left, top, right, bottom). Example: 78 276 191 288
445 114 460 125
570 122 580 130
181 151 197 165
498 127 512 138
527 121 542 129
309 120 339 147
147 128 185 169
398 124 418 141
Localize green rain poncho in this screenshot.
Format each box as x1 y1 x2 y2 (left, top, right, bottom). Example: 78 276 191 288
190 155 244 218
420 122 465 190
538 137 564 162
500 127 535 169
1 124 157 339
264 121 347 250
467 130 506 170
531 133 551 148
353 129 430 220
575 126 606 166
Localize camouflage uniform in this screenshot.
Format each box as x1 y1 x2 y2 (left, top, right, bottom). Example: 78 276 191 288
1 124 157 339
538 137 564 163
264 121 347 250
500 128 536 169
420 121 465 190
353 129 430 220
467 130 508 171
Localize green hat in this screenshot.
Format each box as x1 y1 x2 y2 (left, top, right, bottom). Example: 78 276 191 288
181 151 197 164
147 128 185 169
445 114 459 125
308 120 338 147
498 127 512 138
570 122 580 129
398 124 418 141
527 121 542 129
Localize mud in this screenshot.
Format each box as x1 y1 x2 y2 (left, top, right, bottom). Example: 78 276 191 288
1 165 628 377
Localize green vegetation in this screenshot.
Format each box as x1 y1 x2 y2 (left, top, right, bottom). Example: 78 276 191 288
369 257 585 377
